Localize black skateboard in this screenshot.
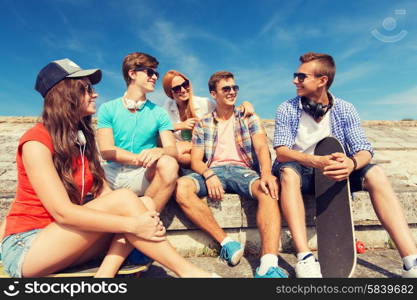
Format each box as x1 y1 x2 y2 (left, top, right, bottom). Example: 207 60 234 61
314 137 356 278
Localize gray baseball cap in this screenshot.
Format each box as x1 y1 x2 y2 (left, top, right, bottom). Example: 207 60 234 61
35 58 102 97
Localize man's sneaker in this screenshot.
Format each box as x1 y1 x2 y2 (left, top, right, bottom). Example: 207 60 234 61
402 265 417 278
255 266 288 278
219 241 244 266
295 254 322 278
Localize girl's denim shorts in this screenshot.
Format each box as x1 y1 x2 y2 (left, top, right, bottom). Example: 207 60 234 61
1 228 42 277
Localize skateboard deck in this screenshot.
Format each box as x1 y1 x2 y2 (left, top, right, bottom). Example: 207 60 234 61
314 137 356 278
0 259 151 278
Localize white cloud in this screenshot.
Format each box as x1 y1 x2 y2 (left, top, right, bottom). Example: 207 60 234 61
42 34 85 53
260 13 282 36
234 64 293 106
333 63 378 87
258 0 304 36
372 85 417 105
337 39 374 61
138 20 207 79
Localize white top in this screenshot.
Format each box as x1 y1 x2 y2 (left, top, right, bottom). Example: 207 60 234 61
293 108 332 155
162 95 216 141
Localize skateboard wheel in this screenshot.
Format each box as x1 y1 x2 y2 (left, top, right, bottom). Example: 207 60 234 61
356 241 366 254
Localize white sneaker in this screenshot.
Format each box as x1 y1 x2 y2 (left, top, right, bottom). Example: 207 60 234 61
402 265 417 278
295 255 323 278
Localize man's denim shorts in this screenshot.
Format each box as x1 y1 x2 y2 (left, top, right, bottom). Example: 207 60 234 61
185 165 260 199
272 161 376 194
1 228 42 278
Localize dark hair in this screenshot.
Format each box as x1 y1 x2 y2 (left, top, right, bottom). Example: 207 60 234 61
208 71 234 92
122 52 159 86
299 52 336 89
42 78 105 204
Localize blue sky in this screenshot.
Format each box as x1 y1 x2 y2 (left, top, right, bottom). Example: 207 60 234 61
1 0 416 120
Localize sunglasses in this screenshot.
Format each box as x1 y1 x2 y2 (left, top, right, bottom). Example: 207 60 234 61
293 72 323 83
82 83 95 95
171 79 190 93
221 85 239 93
134 67 159 79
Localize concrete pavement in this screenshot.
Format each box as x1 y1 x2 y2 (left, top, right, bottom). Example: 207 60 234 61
141 248 404 278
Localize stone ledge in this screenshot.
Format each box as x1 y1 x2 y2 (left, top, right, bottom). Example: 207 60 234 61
2 191 417 229
2 192 416 256
159 191 417 230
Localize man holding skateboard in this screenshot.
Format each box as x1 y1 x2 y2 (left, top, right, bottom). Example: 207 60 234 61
272 52 417 278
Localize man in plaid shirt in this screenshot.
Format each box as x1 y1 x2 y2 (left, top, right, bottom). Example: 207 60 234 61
176 71 287 278
273 52 417 278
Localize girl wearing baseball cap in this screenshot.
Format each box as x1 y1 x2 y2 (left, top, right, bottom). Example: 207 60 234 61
0 59 216 278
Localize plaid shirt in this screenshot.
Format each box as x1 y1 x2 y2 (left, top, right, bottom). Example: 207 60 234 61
273 95 374 157
192 108 265 169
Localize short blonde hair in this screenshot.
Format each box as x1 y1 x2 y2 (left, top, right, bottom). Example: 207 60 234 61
299 52 335 89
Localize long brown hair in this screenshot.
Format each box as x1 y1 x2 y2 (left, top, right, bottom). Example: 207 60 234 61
162 70 196 119
42 78 105 204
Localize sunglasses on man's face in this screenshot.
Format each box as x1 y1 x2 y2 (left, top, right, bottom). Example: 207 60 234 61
134 67 159 79
221 85 239 94
171 79 190 93
293 72 323 83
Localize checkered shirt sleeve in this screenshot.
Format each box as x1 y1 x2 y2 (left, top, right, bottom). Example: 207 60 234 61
338 100 374 157
273 100 297 149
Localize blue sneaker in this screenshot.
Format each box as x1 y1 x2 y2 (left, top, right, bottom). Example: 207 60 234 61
219 241 244 266
126 249 152 265
255 266 288 278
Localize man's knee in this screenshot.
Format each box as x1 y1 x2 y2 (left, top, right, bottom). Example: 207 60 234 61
251 180 279 203
176 177 197 205
156 155 179 181
364 165 390 188
280 167 301 187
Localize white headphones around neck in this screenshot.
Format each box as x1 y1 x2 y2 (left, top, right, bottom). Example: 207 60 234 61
77 130 86 202
123 93 146 110
77 130 86 146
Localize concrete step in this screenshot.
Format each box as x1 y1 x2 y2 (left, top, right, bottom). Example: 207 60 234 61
2 191 416 257
1 118 416 258
158 192 417 256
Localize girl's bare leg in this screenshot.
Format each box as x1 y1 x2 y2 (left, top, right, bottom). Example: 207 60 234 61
94 196 155 278
22 190 211 278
